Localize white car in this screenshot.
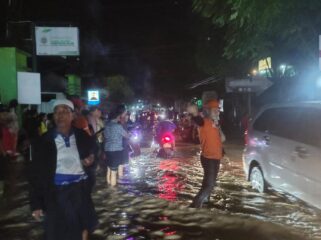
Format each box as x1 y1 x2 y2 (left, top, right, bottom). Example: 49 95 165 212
243 102 321 209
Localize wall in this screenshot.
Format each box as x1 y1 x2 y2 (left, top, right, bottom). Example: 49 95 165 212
0 47 30 104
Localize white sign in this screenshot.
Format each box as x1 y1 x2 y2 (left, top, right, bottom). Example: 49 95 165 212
35 27 79 56
17 72 41 104
226 76 273 95
88 90 100 105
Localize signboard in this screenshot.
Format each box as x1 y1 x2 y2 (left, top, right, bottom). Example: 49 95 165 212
226 76 273 95
35 27 79 56
196 99 203 108
88 90 100 105
258 57 272 71
17 72 41 104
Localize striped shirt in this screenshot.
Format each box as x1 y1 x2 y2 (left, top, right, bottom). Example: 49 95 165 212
104 120 127 152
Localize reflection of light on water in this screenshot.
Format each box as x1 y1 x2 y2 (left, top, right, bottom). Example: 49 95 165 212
158 217 177 237
159 161 179 171
121 212 128 217
131 166 140 178
158 160 183 201
162 229 177 236
159 216 168 221
159 175 177 201
249 138 267 147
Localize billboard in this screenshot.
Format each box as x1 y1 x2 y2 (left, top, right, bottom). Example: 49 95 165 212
88 90 100 105
35 27 79 56
258 57 272 71
17 72 41 104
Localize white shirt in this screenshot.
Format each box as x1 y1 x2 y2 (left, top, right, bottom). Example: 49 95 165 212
55 134 84 175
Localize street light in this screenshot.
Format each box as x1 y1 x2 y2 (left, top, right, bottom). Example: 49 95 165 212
252 69 258 76
280 64 286 75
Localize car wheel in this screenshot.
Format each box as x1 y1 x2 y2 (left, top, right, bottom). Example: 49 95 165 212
250 166 266 193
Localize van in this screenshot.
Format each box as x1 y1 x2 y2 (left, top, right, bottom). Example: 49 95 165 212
243 102 321 209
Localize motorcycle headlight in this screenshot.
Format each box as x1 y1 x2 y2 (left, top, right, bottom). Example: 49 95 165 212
131 133 140 142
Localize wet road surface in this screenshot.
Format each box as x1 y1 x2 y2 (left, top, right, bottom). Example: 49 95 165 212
1 140 321 239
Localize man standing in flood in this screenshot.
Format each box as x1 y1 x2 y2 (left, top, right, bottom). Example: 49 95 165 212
29 99 98 240
187 100 223 208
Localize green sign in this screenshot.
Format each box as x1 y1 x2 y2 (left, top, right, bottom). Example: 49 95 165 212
197 99 203 108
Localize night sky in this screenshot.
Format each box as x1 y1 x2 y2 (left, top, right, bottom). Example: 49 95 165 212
2 0 207 101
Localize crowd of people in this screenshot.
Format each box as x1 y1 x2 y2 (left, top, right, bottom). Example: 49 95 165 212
0 100 22 197
0 96 225 240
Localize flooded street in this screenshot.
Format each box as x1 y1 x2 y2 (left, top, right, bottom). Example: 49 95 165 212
1 139 321 239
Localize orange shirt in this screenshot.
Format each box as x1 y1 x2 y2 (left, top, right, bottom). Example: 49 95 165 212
198 118 222 160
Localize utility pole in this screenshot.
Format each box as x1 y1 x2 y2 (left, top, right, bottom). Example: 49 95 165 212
31 22 37 72
248 92 252 116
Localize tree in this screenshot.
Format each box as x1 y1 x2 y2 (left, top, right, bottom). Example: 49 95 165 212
194 21 250 77
103 75 134 103
193 0 321 75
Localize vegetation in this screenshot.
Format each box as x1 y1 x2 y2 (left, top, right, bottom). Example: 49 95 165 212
193 0 321 76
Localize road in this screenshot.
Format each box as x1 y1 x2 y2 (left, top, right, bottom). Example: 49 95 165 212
0 139 321 239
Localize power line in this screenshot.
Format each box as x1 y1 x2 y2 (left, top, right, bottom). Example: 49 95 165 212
188 75 220 89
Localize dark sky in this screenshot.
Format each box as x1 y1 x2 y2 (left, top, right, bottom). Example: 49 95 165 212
2 0 207 100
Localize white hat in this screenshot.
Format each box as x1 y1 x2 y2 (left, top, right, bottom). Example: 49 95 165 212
53 99 74 111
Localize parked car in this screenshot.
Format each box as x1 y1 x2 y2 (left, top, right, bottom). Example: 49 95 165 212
243 102 321 209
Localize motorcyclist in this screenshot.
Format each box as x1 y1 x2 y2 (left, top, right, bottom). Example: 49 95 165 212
155 117 176 148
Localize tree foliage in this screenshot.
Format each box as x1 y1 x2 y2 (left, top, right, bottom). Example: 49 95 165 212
194 21 250 77
193 0 321 72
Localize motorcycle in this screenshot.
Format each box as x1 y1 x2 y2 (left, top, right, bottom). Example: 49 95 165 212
128 125 142 157
157 132 175 158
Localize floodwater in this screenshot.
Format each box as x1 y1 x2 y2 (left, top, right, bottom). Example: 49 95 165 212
1 140 321 239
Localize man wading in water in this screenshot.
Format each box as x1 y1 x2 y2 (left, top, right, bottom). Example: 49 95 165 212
188 100 223 208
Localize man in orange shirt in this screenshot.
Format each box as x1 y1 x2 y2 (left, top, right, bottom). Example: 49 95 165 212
187 100 223 208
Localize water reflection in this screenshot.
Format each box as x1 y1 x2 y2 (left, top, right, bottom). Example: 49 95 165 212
158 160 183 201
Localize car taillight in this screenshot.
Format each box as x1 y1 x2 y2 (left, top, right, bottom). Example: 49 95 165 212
244 130 249 146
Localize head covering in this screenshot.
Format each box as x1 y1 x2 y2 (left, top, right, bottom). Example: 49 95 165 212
204 100 219 109
53 99 74 111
